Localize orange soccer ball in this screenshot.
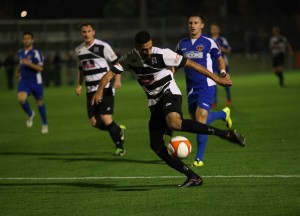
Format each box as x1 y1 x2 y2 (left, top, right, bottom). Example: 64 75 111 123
167 136 192 159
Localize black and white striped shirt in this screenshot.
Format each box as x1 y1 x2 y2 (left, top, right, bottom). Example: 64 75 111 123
269 36 288 57
75 39 118 93
112 47 186 106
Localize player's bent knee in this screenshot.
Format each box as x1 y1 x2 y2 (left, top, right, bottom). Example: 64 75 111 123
92 116 107 130
36 100 44 106
89 118 97 127
167 120 182 131
17 94 27 104
100 115 113 125
18 98 26 104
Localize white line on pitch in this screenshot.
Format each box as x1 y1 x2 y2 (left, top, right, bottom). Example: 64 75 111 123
0 175 299 180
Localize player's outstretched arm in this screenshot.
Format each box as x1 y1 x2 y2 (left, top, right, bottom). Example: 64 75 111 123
92 70 116 105
185 59 232 86
114 74 122 89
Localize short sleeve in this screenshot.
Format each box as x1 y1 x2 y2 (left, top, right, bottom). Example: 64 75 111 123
162 48 185 67
210 40 222 59
104 44 118 63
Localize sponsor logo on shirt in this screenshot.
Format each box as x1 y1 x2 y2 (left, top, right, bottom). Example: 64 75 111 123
184 51 203 59
140 74 155 85
83 60 95 69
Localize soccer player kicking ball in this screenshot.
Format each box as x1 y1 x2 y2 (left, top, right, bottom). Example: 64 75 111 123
93 31 245 188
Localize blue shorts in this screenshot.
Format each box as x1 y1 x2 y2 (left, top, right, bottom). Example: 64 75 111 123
18 80 44 100
187 85 215 113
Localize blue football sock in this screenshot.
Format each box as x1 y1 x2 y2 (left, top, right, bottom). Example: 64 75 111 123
207 111 226 124
224 85 231 100
195 110 226 161
195 134 208 161
21 101 33 117
38 104 48 125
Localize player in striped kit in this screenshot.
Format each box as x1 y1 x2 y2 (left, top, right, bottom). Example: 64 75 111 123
175 13 234 167
269 26 293 87
16 32 48 134
75 23 125 156
92 31 245 188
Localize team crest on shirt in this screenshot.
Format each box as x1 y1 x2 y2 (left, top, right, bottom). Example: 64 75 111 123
196 45 204 51
94 47 99 53
151 57 157 64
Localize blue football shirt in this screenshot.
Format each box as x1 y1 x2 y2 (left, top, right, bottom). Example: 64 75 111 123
176 34 221 89
18 48 44 84
212 36 231 73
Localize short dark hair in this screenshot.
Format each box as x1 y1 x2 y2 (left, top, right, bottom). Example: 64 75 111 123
187 12 205 22
79 22 95 30
272 26 281 33
23 32 34 38
134 31 151 45
210 21 219 27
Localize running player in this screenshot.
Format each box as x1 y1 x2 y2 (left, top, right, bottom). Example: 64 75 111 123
174 13 234 167
210 22 232 107
92 31 245 188
75 22 125 156
269 26 293 87
16 32 48 134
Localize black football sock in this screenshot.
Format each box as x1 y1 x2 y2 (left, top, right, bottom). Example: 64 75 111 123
106 121 124 149
155 147 199 179
180 119 228 139
95 121 106 130
275 71 284 87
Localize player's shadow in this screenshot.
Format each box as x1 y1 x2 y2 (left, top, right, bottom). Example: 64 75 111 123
0 182 176 191
38 157 164 165
0 182 114 189
0 152 98 156
0 152 164 164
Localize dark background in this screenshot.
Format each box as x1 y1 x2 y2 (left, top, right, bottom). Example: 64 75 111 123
1 0 300 19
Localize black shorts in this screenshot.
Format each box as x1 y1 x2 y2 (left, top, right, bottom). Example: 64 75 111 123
272 53 285 67
86 88 114 118
149 92 183 136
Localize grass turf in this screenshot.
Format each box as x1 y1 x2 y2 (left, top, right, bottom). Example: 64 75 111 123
0 71 299 215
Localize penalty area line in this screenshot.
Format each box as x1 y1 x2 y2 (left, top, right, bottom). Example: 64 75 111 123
0 175 299 181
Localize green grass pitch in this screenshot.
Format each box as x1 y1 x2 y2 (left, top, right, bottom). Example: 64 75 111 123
0 71 299 215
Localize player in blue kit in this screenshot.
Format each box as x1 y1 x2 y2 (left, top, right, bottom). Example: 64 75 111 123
210 22 232 107
174 13 233 167
16 32 48 134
